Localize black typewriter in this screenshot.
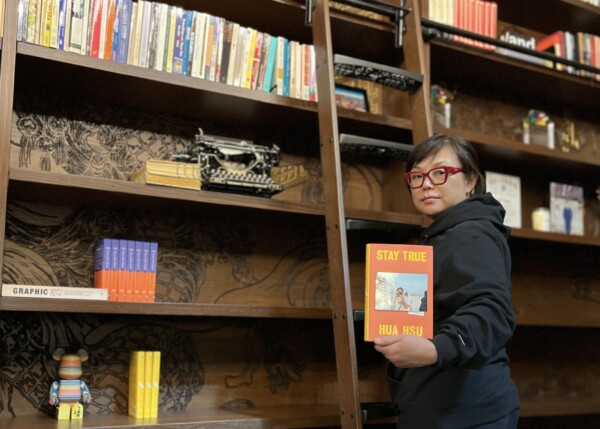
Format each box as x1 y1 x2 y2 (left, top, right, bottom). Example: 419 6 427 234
172 129 283 198
339 134 414 161
333 54 423 93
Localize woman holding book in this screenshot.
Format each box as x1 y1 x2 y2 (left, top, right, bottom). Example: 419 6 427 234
374 135 520 429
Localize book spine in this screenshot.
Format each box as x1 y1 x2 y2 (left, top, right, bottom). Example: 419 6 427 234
110 0 122 61
181 9 193 76
26 0 38 43
117 239 127 302
94 238 111 294
116 0 131 63
164 5 176 73
126 240 136 302
141 241 150 303
154 2 168 71
143 351 153 418
171 7 185 74
134 240 143 302
148 242 158 303
2 284 108 300
150 351 161 418
128 351 145 418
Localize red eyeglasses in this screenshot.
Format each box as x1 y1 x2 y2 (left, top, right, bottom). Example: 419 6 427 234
404 166 464 189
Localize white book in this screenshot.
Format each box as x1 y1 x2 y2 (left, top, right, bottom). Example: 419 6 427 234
98 0 110 58
225 22 240 86
154 3 168 71
190 12 207 78
485 171 522 229
2 284 109 301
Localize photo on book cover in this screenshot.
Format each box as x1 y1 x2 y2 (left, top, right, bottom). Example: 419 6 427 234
375 272 428 314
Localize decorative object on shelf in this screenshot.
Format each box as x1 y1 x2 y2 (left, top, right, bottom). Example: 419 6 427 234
364 243 433 341
522 110 555 149
334 84 370 112
430 85 452 128
485 171 522 228
560 120 582 153
171 129 283 198
49 349 91 420
335 76 382 114
549 182 584 236
531 207 551 232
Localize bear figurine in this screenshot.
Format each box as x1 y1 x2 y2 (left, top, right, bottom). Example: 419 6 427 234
48 348 91 420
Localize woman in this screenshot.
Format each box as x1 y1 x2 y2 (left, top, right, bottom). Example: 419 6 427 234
374 135 520 429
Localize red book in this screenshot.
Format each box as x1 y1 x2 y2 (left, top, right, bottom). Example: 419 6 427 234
89 0 104 58
364 243 434 341
536 30 565 71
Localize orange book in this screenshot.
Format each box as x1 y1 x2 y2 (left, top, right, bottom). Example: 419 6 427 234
104 0 117 60
364 243 433 341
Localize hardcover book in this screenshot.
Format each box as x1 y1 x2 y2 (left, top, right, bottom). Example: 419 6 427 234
2 284 108 301
364 243 433 341
549 182 584 235
129 159 200 190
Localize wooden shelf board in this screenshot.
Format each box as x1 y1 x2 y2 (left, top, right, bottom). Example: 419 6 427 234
0 405 341 429
429 40 600 118
510 228 600 247
15 43 411 132
345 208 423 228
438 126 600 168
8 169 326 217
521 399 600 418
0 296 332 319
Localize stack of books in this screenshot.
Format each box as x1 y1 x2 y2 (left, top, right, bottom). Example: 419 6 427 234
129 350 161 419
94 239 158 302
130 159 200 190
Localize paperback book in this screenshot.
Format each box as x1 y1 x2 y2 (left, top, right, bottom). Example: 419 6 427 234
364 243 433 341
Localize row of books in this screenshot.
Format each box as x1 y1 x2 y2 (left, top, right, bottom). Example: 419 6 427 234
536 30 600 80
129 350 161 419
428 0 498 51
94 238 158 303
16 0 318 101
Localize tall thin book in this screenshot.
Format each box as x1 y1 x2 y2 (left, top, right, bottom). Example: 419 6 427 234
2 284 108 301
364 243 433 341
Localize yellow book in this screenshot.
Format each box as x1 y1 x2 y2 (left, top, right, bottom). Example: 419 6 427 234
165 7 178 73
243 28 258 89
150 351 161 418
143 351 153 418
128 351 145 418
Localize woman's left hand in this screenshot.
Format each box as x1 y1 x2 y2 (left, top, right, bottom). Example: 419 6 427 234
374 335 438 368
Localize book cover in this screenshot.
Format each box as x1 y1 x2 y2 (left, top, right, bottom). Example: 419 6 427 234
150 351 161 418
2 284 108 300
549 182 584 235
141 241 150 303
126 240 136 302
128 351 145 418
364 243 433 341
485 171 522 228
117 239 128 302
110 236 120 301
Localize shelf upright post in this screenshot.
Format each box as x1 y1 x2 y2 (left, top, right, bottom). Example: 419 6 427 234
310 1 362 428
0 0 19 275
404 0 432 144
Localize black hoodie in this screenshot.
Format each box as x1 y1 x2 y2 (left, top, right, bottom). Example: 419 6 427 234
387 193 520 429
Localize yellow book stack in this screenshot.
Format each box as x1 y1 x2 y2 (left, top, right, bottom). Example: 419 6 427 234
128 350 161 419
129 159 200 190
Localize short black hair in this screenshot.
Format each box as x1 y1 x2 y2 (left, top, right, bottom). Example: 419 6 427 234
406 134 486 194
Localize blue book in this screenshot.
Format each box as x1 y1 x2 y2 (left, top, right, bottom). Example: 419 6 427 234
57 0 67 50
110 0 123 61
262 34 278 92
116 0 133 63
282 38 290 97
181 10 193 76
134 241 144 302
172 8 186 74
126 240 136 302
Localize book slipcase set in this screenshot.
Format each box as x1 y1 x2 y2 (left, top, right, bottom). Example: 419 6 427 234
129 350 161 419
94 239 158 302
